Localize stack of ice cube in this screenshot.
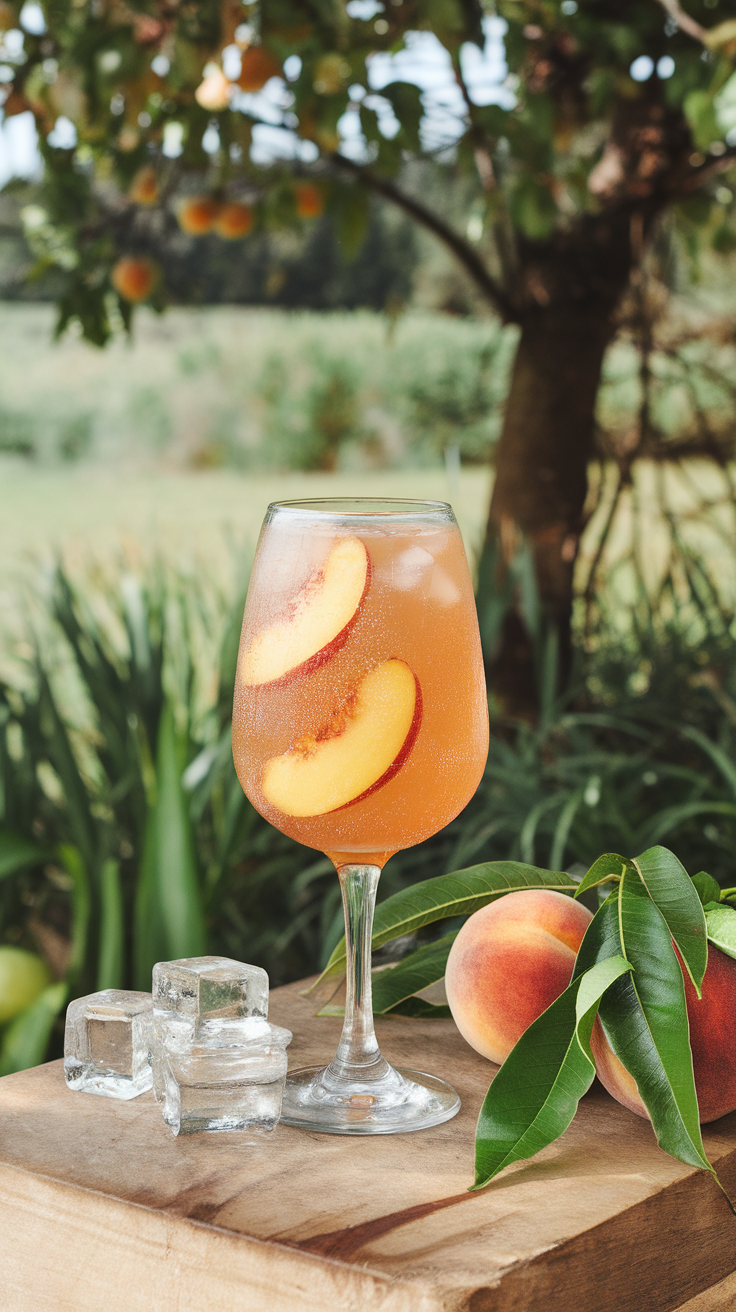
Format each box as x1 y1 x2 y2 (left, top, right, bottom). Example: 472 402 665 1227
151 956 291 1136
64 990 154 1100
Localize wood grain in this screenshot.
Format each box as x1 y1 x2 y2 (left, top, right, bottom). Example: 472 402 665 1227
1 978 735 1311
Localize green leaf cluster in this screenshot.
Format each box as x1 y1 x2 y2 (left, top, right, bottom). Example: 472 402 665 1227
332 843 735 1198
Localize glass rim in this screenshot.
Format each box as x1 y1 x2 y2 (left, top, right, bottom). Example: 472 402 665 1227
267 497 453 517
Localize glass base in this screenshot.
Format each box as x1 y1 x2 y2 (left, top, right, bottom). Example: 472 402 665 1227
280 1064 460 1135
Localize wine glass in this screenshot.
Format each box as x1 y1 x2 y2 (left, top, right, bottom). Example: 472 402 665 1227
232 499 489 1134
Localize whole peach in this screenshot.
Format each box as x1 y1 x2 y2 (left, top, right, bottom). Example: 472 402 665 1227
111 256 157 303
294 183 324 219
195 66 231 112
214 201 254 240
445 889 593 1064
591 941 736 1124
176 196 220 236
128 165 158 206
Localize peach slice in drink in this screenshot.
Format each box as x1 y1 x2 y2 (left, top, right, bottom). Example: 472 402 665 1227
261 659 421 817
240 536 370 687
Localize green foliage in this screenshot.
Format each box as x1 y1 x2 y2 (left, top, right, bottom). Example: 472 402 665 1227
629 846 708 995
582 875 710 1174
133 703 206 988
692 869 721 906
362 841 729 1191
473 954 631 1189
0 833 46 879
8 299 736 476
370 932 458 1016
703 903 736 959
0 982 67 1077
5 0 736 340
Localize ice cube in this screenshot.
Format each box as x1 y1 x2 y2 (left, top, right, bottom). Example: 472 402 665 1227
160 1019 292 1136
151 956 269 1102
152 956 268 1025
64 990 153 1100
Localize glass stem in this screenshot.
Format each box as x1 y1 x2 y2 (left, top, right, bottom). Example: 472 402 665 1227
327 864 390 1085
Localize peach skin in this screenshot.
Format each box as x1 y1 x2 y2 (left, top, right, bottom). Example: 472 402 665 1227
445 889 593 1064
111 256 157 303
591 940 736 1124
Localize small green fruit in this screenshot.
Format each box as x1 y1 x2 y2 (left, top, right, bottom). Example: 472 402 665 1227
0 947 53 1024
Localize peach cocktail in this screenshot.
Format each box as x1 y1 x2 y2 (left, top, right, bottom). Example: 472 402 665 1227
233 499 489 1134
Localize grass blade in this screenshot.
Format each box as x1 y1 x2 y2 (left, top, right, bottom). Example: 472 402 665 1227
134 703 206 986
58 843 91 993
643 801 736 846
97 858 124 990
38 672 97 872
548 788 583 871
676 725 736 800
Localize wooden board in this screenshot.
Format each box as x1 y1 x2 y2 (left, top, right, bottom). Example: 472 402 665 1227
1 978 736 1312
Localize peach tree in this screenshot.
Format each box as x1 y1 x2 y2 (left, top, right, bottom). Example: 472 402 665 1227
4 0 736 703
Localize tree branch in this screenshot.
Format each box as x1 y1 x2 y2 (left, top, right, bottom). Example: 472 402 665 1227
677 146 736 192
656 0 709 44
330 153 515 320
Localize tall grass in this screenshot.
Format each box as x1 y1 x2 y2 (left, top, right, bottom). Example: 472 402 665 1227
0 558 341 1071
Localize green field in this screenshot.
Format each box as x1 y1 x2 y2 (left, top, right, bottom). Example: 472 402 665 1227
1 301 735 646
0 463 492 645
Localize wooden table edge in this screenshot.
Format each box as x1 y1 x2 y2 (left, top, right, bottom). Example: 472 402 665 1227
0 1155 455 1312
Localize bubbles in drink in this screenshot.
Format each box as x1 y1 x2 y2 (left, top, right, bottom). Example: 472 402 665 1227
232 503 488 868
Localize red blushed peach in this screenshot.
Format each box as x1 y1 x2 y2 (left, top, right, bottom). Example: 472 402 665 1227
176 196 220 236
261 658 420 817
128 165 158 206
445 889 593 1065
294 183 324 219
591 941 736 1124
111 256 158 303
213 202 254 240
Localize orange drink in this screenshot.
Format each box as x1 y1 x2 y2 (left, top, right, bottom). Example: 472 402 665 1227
232 500 488 1134
233 504 488 867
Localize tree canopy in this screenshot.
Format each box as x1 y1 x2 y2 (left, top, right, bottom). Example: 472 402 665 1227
1 0 735 340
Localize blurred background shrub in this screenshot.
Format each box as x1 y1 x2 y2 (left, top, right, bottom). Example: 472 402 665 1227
0 302 514 470
4 291 736 475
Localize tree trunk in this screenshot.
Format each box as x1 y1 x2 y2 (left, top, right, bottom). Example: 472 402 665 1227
477 302 618 717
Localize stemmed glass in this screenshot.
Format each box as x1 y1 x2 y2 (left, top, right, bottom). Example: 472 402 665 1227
232 499 488 1134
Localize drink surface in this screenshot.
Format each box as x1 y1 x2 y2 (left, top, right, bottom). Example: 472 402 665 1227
232 502 489 868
